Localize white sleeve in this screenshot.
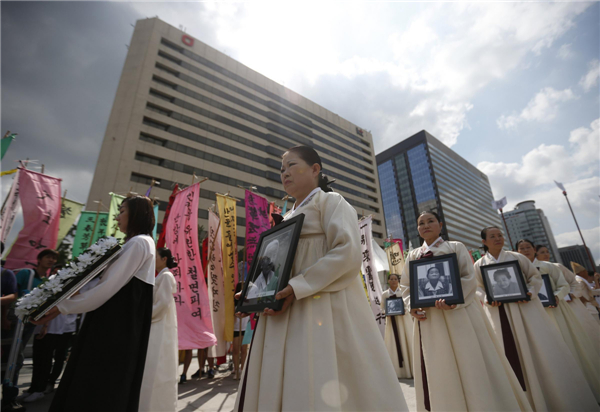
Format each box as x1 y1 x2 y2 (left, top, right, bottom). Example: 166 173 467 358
152 273 176 323
57 238 151 315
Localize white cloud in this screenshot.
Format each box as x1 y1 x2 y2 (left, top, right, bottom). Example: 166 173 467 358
497 87 576 129
479 118 600 262
579 59 600 92
555 227 600 265
128 2 591 149
556 43 573 60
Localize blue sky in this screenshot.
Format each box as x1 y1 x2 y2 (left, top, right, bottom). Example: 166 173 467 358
2 2 599 262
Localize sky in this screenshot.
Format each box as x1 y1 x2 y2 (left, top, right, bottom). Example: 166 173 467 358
2 1 599 263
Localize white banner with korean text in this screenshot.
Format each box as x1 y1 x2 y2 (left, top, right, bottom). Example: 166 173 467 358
359 216 385 337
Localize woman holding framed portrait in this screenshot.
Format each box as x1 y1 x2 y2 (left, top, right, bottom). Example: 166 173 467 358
400 212 531 412
518 239 600 403
474 229 598 411
380 273 413 379
536 245 600 349
235 146 408 411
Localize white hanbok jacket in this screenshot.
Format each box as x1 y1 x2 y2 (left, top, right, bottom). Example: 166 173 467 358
381 287 413 378
139 268 178 412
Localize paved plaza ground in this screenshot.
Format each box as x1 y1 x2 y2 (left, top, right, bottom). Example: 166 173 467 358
15 356 416 411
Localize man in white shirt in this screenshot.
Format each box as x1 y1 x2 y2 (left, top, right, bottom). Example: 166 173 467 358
247 240 280 300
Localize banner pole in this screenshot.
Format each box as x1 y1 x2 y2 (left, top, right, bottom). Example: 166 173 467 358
499 209 513 250
562 191 596 271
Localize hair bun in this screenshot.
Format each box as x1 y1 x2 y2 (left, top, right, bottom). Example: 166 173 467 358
318 172 335 193
167 257 178 269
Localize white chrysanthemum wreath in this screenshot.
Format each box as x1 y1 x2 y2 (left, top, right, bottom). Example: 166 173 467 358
15 237 120 320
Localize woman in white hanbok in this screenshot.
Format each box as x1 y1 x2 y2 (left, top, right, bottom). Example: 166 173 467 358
517 239 600 403
235 146 408 411
400 212 531 412
380 273 413 378
475 228 598 411
139 247 178 412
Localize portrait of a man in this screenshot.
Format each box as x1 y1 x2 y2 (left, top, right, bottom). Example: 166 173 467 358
247 239 280 300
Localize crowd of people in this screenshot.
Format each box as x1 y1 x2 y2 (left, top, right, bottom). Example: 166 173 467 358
1 144 599 412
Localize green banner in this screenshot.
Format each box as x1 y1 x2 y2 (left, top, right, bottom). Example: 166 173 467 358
106 192 126 241
56 198 84 248
1 134 16 160
72 211 109 258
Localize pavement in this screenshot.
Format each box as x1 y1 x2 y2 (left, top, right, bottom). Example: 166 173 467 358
13 358 416 412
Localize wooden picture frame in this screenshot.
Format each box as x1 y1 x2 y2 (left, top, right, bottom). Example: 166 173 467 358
409 253 464 309
237 214 305 313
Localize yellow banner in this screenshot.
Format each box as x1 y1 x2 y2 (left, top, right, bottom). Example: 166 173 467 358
386 242 405 275
56 198 84 248
216 194 238 342
0 169 17 177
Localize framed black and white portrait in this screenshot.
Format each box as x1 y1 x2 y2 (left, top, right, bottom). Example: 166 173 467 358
538 274 557 307
409 253 464 308
480 261 530 304
237 214 304 313
385 296 405 316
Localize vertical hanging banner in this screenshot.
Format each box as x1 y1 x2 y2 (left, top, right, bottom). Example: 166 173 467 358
56 198 84 248
386 242 405 276
268 201 282 228
71 212 108 258
166 183 216 350
207 211 226 357
245 191 270 271
157 184 179 248
5 170 61 270
359 216 385 337
106 192 126 242
0 169 21 244
216 194 238 342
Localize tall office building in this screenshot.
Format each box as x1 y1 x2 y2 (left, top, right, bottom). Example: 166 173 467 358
86 18 385 244
502 200 561 263
376 130 502 251
559 245 596 272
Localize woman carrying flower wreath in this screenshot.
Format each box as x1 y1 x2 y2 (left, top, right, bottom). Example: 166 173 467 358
33 196 156 412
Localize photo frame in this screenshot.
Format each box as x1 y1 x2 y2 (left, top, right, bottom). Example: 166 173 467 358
480 261 530 304
409 253 464 308
385 296 405 316
236 214 305 313
538 274 557 307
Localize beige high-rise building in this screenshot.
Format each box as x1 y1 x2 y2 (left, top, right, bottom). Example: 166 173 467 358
86 17 385 245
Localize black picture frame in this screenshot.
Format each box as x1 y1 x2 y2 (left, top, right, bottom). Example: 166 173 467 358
409 253 464 309
385 296 405 316
480 261 530 304
538 274 557 307
236 214 305 313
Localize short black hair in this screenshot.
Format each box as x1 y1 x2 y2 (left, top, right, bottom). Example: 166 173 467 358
37 249 58 261
493 269 511 282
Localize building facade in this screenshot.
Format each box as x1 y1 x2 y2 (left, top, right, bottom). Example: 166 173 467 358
559 245 596 272
86 18 385 245
502 200 562 263
376 130 502 251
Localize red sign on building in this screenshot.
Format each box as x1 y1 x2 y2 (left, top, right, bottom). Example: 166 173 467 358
182 35 194 47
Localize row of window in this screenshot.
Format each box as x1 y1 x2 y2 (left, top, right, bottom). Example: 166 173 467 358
141 114 378 203
156 61 372 158
135 150 379 213
150 73 375 172
159 38 372 148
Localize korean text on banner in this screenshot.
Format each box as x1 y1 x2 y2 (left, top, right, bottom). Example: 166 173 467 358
56 198 84 248
216 194 238 342
0 169 20 244
5 169 61 270
72 212 109 258
359 216 385 337
386 242 405 276
245 191 270 271
207 211 227 358
166 183 216 349
107 192 126 242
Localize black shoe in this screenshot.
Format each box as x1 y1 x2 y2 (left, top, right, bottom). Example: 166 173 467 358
208 369 215 379
179 374 187 384
191 370 201 379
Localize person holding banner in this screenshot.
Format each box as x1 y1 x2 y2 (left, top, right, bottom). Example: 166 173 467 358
474 228 598 411
139 247 178 412
517 239 600 403
235 146 408 411
401 213 532 412
380 273 413 379
33 196 156 412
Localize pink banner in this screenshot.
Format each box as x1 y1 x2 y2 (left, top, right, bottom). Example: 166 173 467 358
165 183 216 350
5 169 61 270
244 190 270 273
